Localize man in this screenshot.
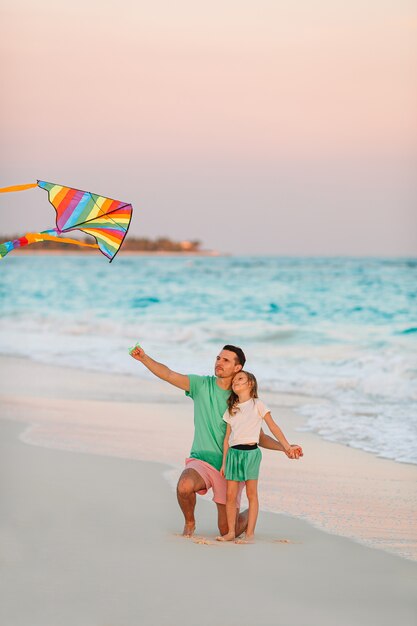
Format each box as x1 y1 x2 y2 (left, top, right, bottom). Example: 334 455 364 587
130 344 303 537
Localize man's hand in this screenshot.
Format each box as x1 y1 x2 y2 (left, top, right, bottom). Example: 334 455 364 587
259 431 303 459
285 444 303 459
130 344 146 361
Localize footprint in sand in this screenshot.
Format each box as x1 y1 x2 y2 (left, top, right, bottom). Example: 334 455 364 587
193 536 215 545
173 532 215 545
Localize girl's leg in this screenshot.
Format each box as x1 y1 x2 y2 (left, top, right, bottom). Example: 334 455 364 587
236 480 258 543
216 480 239 541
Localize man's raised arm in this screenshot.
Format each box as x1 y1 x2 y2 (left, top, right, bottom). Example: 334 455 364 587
130 345 190 391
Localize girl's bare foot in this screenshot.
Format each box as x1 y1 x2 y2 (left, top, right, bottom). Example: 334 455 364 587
216 532 236 542
182 523 196 537
235 534 255 544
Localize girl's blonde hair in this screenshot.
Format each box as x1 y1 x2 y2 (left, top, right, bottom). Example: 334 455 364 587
227 371 258 415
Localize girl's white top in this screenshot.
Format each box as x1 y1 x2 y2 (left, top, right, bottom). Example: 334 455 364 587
223 398 270 447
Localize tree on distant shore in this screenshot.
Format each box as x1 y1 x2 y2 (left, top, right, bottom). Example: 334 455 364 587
122 237 201 252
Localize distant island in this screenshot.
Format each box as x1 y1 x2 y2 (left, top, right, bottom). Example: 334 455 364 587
122 237 202 252
0 236 220 255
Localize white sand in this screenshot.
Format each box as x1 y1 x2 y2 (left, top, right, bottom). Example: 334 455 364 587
1 356 417 625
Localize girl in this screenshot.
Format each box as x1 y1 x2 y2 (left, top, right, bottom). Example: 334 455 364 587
217 370 294 544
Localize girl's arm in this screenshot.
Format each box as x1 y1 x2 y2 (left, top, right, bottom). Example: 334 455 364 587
263 412 292 455
220 423 232 476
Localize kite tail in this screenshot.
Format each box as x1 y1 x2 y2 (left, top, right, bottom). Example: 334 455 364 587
0 231 99 259
0 240 16 258
34 232 100 250
0 236 31 258
0 183 38 194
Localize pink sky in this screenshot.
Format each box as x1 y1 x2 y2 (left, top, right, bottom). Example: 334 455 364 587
1 1 416 254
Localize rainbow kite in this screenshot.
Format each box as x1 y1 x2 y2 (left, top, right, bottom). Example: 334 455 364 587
0 181 133 262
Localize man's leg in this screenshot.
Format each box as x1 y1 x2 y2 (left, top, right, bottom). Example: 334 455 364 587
216 481 240 541
216 503 249 537
176 468 206 537
236 507 249 537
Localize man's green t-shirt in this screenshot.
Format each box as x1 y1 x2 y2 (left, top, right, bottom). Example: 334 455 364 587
185 375 231 471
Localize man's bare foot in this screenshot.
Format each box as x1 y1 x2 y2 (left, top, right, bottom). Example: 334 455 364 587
216 532 236 542
235 534 255 544
182 523 196 537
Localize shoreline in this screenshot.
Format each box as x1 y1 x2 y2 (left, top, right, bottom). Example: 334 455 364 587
1 354 416 562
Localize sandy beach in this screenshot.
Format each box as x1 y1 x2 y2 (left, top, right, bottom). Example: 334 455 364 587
1 355 416 626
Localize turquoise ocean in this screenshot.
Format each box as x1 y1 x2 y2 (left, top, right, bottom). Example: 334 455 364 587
1 255 416 465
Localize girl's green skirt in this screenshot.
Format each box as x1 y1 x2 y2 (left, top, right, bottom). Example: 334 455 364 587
225 446 262 481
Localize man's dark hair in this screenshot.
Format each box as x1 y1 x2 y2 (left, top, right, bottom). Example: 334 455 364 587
222 345 246 367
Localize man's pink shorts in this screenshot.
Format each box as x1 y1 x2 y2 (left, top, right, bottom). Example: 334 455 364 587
185 458 244 507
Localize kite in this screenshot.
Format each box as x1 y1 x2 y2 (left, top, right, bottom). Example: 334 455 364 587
0 181 133 262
